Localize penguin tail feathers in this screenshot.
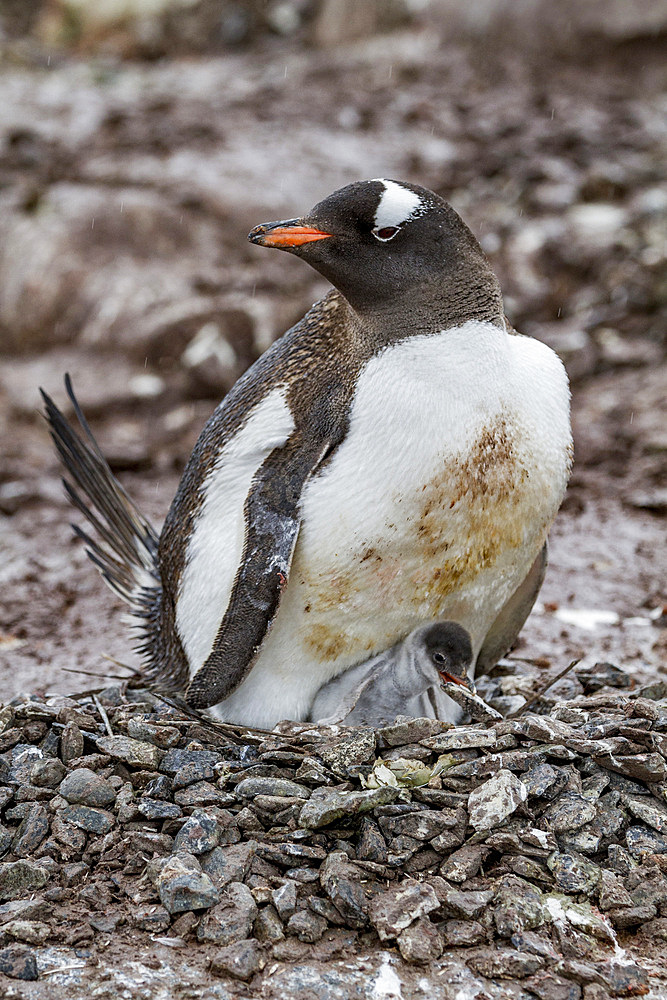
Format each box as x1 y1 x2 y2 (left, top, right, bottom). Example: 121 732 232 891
40 375 161 620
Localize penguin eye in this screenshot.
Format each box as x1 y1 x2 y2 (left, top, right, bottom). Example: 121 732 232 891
432 651 447 665
372 226 401 242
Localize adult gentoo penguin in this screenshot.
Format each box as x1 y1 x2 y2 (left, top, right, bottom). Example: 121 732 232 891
310 620 474 727
42 179 572 729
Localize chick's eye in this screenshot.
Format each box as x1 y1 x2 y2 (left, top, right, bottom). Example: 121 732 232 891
432 651 446 665
373 226 401 242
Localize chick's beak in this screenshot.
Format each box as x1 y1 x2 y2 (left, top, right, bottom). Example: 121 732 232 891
248 218 334 249
438 670 476 695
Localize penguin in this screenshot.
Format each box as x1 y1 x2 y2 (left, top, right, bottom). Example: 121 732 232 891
310 620 474 726
42 178 572 729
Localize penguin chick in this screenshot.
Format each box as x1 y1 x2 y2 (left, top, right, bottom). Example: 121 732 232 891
310 621 474 726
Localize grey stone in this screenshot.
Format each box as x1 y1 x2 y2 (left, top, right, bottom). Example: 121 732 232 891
253 794 303 814
285 867 320 884
369 878 439 940
468 769 527 831
523 763 565 799
126 718 181 748
197 882 257 944
12 804 49 857
580 772 610 802
558 828 602 855
255 841 326 866
607 844 637 875
7 746 45 785
467 946 546 978
59 804 114 835
271 881 297 921
637 917 667 940
286 908 327 942
200 841 257 889
153 852 220 913
294 757 335 785
144 774 173 799
547 852 601 894
493 876 544 937
596 751 666 784
319 852 370 929
0 944 38 980
0 899 51 925
610 903 657 928
308 896 348 927
442 887 495 920
159 749 222 774
421 728 497 751
51 814 87 851
626 825 667 859
1 919 50 945
126 830 174 855
318 730 376 776
397 915 443 963
58 767 117 807
254 905 284 943
376 717 451 747
625 795 667 833
506 856 554 884
137 798 182 820
379 809 452 841
96 735 160 769
234 776 310 799
598 869 633 910
172 761 216 789
173 780 233 807
442 919 486 947
211 939 264 981
439 844 487 882
0 862 48 902
588 802 625 840
59 722 84 764
299 784 399 829
430 811 467 853
541 793 597 833
594 961 649 996
173 810 221 854
61 862 89 888
575 662 632 693
356 817 387 862
15 784 52 804
30 757 66 788
511 930 560 961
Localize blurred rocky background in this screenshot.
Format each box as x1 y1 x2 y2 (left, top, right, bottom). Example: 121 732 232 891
0 0 665 698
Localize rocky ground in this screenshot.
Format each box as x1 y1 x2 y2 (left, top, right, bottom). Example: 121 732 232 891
0 2 666 996
1 668 667 998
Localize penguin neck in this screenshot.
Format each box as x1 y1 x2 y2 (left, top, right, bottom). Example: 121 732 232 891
345 269 505 346
389 639 432 699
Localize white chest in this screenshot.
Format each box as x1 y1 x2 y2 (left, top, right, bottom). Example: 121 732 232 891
213 321 571 726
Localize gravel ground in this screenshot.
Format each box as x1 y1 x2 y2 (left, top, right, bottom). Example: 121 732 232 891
1 667 667 998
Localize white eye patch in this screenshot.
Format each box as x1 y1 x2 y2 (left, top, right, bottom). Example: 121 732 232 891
373 179 425 229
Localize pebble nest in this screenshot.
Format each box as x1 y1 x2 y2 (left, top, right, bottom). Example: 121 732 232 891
1 660 667 997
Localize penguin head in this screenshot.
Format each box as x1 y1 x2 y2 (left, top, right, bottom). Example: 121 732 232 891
418 620 475 691
249 179 500 318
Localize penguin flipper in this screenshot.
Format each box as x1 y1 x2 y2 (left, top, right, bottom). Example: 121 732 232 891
185 433 335 709
475 542 548 674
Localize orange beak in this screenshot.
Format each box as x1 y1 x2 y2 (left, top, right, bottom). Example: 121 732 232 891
248 220 334 249
438 670 476 694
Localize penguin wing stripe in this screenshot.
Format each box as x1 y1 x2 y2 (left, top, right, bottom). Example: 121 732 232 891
185 432 335 710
